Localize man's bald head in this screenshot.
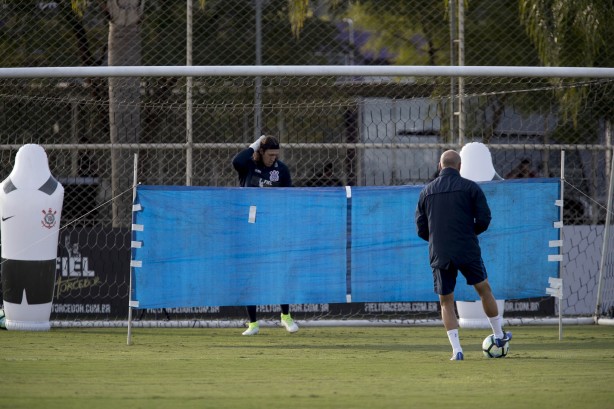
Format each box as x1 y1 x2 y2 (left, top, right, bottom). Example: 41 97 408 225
440 150 461 170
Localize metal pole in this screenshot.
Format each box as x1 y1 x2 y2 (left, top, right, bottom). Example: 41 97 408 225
392 100 398 183
343 18 355 66
5 66 614 79
594 147 614 322
449 0 456 143
254 0 263 138
186 0 194 186
557 149 565 341
70 100 79 176
457 0 465 147
127 152 139 346
606 120 612 199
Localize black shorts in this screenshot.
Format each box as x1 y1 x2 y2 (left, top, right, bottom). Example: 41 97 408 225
1 259 56 304
432 259 488 296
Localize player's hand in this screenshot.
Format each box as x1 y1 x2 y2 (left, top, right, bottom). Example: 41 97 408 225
249 135 266 151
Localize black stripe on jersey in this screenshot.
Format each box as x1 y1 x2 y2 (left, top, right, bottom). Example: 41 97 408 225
3 176 59 195
38 176 59 195
3 179 16 194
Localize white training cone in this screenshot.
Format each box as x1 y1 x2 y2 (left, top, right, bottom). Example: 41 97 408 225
459 142 502 181
0 144 64 331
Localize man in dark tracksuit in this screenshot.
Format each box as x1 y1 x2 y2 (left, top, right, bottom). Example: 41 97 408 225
232 135 299 336
415 150 511 360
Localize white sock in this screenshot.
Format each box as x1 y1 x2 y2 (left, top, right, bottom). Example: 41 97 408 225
488 316 504 339
447 329 462 353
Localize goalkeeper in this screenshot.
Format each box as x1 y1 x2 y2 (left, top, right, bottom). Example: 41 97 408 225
415 150 511 360
231 135 299 336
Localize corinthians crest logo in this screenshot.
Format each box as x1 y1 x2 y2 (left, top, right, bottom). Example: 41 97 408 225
269 170 280 182
41 208 57 229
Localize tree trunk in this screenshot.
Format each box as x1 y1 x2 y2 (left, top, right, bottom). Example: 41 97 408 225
108 0 143 227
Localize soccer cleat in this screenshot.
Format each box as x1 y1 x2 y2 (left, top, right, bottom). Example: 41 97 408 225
494 331 512 348
242 322 260 336
450 351 464 361
281 313 299 333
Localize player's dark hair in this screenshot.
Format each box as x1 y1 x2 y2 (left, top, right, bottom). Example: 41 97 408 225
260 136 280 151
253 135 280 164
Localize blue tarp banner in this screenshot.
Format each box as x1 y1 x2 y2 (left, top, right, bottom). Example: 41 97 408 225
350 185 432 301
132 186 348 308
350 179 560 302
132 179 559 308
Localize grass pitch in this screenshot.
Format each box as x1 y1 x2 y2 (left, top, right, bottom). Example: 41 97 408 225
1 325 613 409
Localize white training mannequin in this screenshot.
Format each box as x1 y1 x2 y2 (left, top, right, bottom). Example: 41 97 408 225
0 144 64 331
0 144 63 261
457 142 506 330
459 142 502 182
8 144 53 190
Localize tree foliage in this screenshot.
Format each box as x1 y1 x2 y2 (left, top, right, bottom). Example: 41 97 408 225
519 0 614 134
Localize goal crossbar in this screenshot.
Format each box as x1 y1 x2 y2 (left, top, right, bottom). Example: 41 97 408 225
1 65 614 79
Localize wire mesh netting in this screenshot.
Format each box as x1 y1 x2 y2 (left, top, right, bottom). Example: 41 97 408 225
1 74 612 222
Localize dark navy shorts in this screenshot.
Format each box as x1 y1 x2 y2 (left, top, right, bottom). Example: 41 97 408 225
432 258 488 296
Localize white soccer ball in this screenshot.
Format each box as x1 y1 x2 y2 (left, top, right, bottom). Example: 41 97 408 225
482 334 509 358
0 308 6 330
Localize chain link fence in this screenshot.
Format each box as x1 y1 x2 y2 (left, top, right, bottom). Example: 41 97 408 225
0 1 613 322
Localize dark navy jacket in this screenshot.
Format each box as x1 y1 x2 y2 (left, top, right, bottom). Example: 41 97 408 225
415 167 491 268
232 147 292 188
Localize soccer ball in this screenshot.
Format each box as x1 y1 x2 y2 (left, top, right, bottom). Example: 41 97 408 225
482 334 509 358
0 308 6 330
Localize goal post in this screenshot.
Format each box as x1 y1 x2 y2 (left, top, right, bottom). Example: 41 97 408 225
0 65 612 327
594 147 614 324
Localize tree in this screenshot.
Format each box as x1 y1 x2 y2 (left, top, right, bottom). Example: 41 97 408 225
519 0 614 222
72 1 218 225
519 0 613 68
107 0 144 225
344 1 449 66
71 0 144 225
289 0 542 143
519 0 614 131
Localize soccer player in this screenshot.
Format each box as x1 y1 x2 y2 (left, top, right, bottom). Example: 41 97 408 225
231 135 299 336
415 150 511 360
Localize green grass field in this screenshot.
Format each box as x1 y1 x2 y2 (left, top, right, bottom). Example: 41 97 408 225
1 325 613 409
